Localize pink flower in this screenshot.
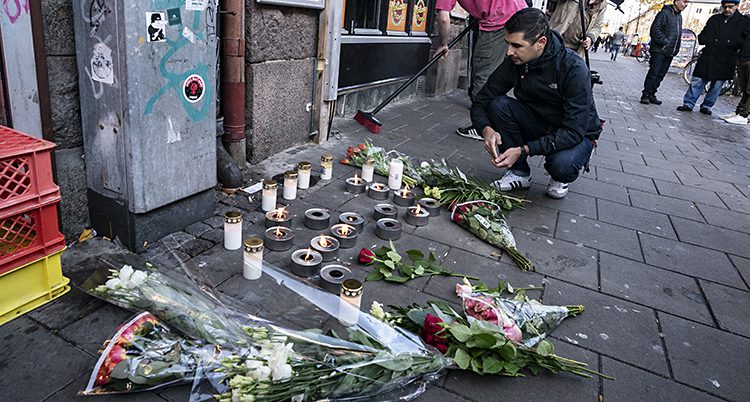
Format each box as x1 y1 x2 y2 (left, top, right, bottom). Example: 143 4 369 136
455 283 472 297
503 323 523 342
358 248 376 264
481 309 499 325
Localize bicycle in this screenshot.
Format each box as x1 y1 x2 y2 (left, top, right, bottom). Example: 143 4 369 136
634 46 650 63
682 52 734 95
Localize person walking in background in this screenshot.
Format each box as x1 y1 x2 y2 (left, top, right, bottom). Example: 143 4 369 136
435 0 528 141
603 33 612 52
721 16 750 124
592 35 602 52
610 27 624 60
548 0 608 59
677 0 744 114
640 0 686 105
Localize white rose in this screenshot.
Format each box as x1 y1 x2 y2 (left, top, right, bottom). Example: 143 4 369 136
291 394 304 402
128 270 148 288
105 278 121 289
272 363 292 381
119 265 134 283
245 359 263 370
254 366 271 381
370 301 386 320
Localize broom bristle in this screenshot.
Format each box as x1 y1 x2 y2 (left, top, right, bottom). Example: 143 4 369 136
354 110 382 134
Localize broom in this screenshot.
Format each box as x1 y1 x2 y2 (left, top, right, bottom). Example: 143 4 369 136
354 19 478 134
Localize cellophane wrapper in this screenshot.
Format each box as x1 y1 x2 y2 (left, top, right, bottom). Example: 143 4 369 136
79 244 448 401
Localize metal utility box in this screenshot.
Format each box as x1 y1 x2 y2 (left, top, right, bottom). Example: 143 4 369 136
73 1 218 250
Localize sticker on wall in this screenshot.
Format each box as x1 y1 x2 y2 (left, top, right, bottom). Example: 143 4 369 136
90 42 114 85
167 8 181 26
146 12 167 43
185 0 208 11
183 74 205 103
182 26 197 43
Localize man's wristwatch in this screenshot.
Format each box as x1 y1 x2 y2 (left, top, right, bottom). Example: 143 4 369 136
519 146 528 158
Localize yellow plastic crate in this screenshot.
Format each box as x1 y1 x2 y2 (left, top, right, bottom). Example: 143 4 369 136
0 247 69 325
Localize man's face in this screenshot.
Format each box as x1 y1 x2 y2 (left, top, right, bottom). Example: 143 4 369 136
673 0 688 12
721 2 737 16
505 31 547 65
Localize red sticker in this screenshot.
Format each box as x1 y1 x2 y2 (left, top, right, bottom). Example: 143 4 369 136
183 74 205 103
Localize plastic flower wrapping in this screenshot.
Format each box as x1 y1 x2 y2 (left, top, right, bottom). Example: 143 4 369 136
78 253 448 400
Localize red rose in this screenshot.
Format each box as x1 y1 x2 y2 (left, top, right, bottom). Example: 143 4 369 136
421 314 449 354
357 143 368 150
358 248 376 264
340 158 350 165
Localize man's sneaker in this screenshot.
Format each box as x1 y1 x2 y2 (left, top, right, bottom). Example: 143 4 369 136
725 115 748 125
491 171 532 192
648 95 662 105
456 126 483 141
676 105 692 112
700 108 712 115
640 94 650 104
546 179 569 199
720 112 738 120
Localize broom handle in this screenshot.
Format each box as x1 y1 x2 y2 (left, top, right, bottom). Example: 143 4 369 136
578 0 590 68
371 19 479 115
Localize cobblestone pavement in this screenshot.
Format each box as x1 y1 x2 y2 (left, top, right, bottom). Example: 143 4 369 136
2 51 749 402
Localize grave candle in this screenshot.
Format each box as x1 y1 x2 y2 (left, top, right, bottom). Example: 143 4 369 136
243 237 264 280
388 158 403 190
264 207 292 228
223 211 243 250
283 171 298 200
290 248 323 277
375 218 402 240
261 179 277 212
338 279 363 327
320 154 334 180
361 158 375 182
393 184 415 206
330 223 358 249
373 203 398 221
297 161 312 189
404 203 430 227
338 212 366 232
417 197 442 216
310 234 340 262
367 182 390 200
345 174 366 194
304 208 330 230
264 226 294 251
320 265 352 294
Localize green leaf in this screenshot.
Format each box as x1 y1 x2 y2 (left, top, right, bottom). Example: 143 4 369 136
376 353 414 371
498 343 517 360
366 270 385 281
406 249 424 262
400 264 415 277
470 357 483 373
384 260 396 269
429 303 453 325
427 252 437 263
453 348 471 370
469 333 497 349
406 309 429 327
482 356 503 374
414 264 425 276
449 324 473 342
386 250 402 263
374 246 390 257
380 268 393 278
388 240 398 252
504 361 521 375
385 275 409 283
536 339 555 357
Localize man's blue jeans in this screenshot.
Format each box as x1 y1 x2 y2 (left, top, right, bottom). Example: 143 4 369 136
610 45 620 60
487 96 594 183
683 76 725 110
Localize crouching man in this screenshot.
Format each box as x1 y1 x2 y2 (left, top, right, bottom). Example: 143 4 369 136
471 8 602 199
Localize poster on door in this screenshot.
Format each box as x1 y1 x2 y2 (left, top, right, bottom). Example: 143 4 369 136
386 0 408 32
411 0 428 32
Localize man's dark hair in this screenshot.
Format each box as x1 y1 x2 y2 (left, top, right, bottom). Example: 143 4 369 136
505 8 549 43
618 27 623 31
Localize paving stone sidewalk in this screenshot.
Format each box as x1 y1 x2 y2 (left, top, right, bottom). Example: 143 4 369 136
2 51 749 402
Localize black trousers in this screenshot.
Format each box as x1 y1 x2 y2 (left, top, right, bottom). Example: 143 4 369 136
643 52 673 96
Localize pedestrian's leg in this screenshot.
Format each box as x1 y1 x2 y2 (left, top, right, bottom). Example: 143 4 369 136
682 76 707 109
544 137 594 183
736 61 750 116
642 53 665 96
471 29 508 99
700 80 726 110
650 55 673 96
486 96 547 175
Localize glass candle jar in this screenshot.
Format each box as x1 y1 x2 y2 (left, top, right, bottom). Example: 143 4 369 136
338 279 363 326
388 159 403 190
243 237 264 280
223 211 243 250
320 154 333 180
362 158 375 182
261 179 277 212
283 170 298 200
297 161 312 189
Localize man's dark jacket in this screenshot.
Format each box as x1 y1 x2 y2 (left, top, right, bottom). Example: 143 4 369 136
470 30 601 157
649 4 682 56
694 10 744 80
740 15 750 62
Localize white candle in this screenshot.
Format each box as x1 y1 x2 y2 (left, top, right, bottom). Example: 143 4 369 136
283 171 298 200
388 159 403 190
320 154 333 180
338 279 363 326
298 161 312 189
223 211 243 250
362 158 375 182
261 179 277 212
243 237 264 280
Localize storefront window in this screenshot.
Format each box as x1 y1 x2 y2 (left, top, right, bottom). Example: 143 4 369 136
343 0 434 35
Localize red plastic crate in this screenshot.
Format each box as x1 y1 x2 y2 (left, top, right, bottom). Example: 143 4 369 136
0 196 65 276
0 126 60 215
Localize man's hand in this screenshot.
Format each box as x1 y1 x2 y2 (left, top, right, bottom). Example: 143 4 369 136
483 127 502 161
495 147 523 168
582 37 592 49
435 44 449 60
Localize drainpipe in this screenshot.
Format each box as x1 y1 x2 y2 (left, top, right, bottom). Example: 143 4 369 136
220 0 246 164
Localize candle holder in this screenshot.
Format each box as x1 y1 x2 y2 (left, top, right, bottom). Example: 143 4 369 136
261 179 278 212
375 218 402 240
320 154 334 180
290 248 323 277
319 264 352 294
330 223 359 249
345 175 367 194
339 279 363 326
361 158 375 182
264 226 294 251
304 208 330 230
367 182 390 200
265 207 292 228
404 205 430 227
243 237 264 280
393 187 415 206
338 212 366 232
223 211 243 250
283 170 298 200
311 235 340 262
373 203 398 221
297 161 312 189
417 198 442 216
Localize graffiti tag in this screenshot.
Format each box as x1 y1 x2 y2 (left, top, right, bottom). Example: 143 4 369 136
2 0 30 24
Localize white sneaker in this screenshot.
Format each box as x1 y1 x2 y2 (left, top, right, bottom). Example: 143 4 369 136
725 115 748 125
456 125 484 141
546 179 569 199
491 171 532 192
720 112 737 120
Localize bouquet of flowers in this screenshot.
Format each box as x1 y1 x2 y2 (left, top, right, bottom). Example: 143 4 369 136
370 280 609 379
451 200 534 271
357 241 477 283
339 140 421 186
81 258 449 400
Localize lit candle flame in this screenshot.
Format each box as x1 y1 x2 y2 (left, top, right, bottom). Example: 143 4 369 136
403 184 410 196
318 235 330 248
274 227 284 237
274 207 286 220
346 215 356 222
340 224 352 237
373 183 382 190
304 248 313 261
413 204 423 215
352 173 361 184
